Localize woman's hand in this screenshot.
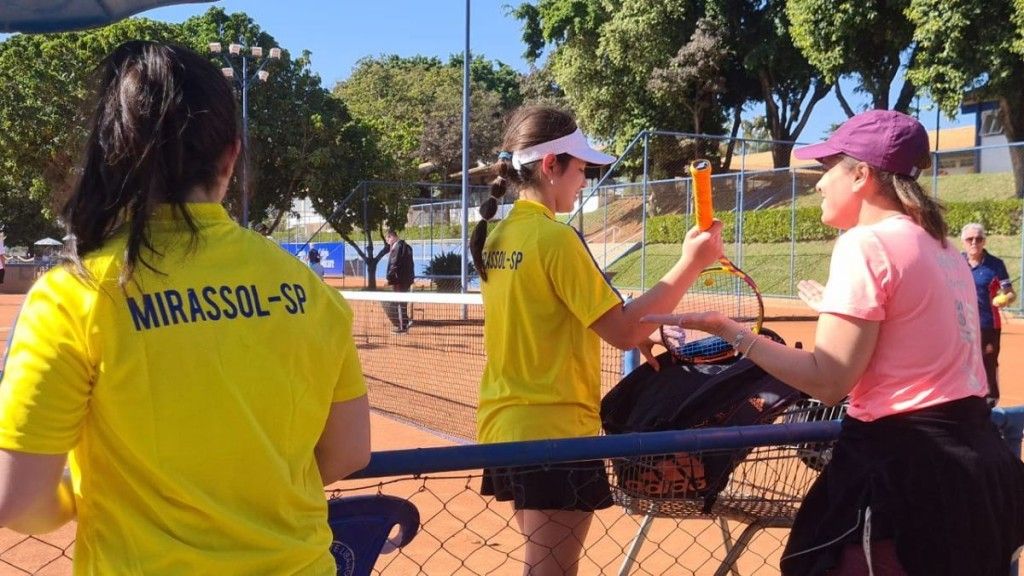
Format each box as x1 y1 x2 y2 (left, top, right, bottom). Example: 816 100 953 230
681 220 724 270
797 280 826 312
641 310 734 339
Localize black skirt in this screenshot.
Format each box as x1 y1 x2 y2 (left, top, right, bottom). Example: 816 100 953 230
781 396 1024 576
480 460 613 512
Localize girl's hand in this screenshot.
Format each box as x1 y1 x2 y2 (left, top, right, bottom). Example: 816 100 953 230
681 220 724 270
797 279 826 312
637 333 662 371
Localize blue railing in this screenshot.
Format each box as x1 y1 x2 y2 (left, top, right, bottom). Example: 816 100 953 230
350 420 842 479
352 406 1024 575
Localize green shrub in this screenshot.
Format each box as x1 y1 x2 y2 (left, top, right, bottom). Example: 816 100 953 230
423 251 475 276
423 251 475 292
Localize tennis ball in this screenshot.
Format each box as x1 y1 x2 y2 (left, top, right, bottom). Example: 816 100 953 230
703 277 715 287
993 294 1009 307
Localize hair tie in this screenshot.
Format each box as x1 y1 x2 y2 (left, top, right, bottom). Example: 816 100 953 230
497 151 512 161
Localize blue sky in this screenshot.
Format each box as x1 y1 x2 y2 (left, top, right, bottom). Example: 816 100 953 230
25 0 974 143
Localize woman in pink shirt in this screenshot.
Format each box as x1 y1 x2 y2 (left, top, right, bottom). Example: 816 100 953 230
646 110 1024 575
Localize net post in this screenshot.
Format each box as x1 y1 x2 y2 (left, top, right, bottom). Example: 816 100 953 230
622 297 640 375
622 347 640 376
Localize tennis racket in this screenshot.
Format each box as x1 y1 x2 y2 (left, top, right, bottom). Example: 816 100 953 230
660 159 764 363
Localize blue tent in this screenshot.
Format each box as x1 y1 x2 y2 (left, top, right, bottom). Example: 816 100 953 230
0 1 214 34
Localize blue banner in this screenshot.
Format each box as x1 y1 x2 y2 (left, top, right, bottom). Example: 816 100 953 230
279 242 345 276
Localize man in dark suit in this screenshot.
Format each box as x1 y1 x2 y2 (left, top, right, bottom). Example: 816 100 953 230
385 229 415 332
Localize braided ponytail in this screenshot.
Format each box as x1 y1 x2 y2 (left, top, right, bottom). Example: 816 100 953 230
470 158 512 281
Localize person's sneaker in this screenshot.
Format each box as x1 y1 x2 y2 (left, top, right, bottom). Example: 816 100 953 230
392 326 407 334
406 320 414 329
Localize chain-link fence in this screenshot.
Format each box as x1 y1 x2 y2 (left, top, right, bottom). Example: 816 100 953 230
10 408 1024 575
295 135 1023 316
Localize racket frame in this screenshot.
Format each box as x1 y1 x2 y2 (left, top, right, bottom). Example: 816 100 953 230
660 261 764 364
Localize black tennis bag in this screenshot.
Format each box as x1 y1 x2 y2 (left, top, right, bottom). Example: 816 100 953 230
600 328 804 513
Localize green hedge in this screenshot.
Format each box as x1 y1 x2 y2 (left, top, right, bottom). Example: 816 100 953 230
647 207 837 243
646 199 1023 244
401 224 464 240
944 199 1022 236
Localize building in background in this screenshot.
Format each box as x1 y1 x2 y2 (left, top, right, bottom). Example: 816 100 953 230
961 98 1014 174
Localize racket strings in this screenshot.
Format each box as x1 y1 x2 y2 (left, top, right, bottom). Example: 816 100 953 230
662 267 763 363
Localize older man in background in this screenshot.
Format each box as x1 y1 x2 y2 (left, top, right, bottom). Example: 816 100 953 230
961 223 1016 405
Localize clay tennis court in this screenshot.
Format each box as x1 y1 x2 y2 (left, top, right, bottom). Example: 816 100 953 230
1 287 1022 574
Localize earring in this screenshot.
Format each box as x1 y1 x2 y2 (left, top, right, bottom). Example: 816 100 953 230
549 179 554 185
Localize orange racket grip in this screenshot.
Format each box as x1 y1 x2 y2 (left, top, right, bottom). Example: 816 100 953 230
689 159 713 231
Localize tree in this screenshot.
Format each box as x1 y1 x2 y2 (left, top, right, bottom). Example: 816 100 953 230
418 86 505 178
332 54 522 286
333 54 520 180
648 18 729 140
907 0 1024 197
0 19 179 244
513 0 706 158
518 64 569 109
722 0 830 166
305 125 397 290
0 8 383 242
740 117 773 154
787 0 917 115
0 179 62 248
180 11 399 284
513 0 828 169
178 8 379 232
449 53 524 109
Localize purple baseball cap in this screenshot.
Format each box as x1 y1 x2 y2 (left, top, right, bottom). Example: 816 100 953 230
794 110 932 178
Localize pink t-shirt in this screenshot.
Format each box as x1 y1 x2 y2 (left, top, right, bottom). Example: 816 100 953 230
818 215 987 421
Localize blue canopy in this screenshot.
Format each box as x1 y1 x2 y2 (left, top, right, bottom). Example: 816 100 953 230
0 0 215 34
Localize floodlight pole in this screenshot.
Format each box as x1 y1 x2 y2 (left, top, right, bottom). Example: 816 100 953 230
460 0 471 294
209 40 281 229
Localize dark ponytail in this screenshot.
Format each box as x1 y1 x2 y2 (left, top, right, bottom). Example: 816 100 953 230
469 106 578 282
62 40 238 287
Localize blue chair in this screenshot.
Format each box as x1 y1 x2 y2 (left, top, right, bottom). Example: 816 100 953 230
327 495 420 576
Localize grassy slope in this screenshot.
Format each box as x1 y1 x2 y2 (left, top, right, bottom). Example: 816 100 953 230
608 236 1022 297
608 170 1022 294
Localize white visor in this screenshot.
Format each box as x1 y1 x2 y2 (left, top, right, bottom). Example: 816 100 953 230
510 128 616 170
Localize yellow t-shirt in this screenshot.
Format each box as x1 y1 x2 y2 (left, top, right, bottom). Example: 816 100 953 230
0 204 366 575
477 199 622 444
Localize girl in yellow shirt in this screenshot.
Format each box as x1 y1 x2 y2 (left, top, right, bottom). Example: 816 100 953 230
470 106 723 575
